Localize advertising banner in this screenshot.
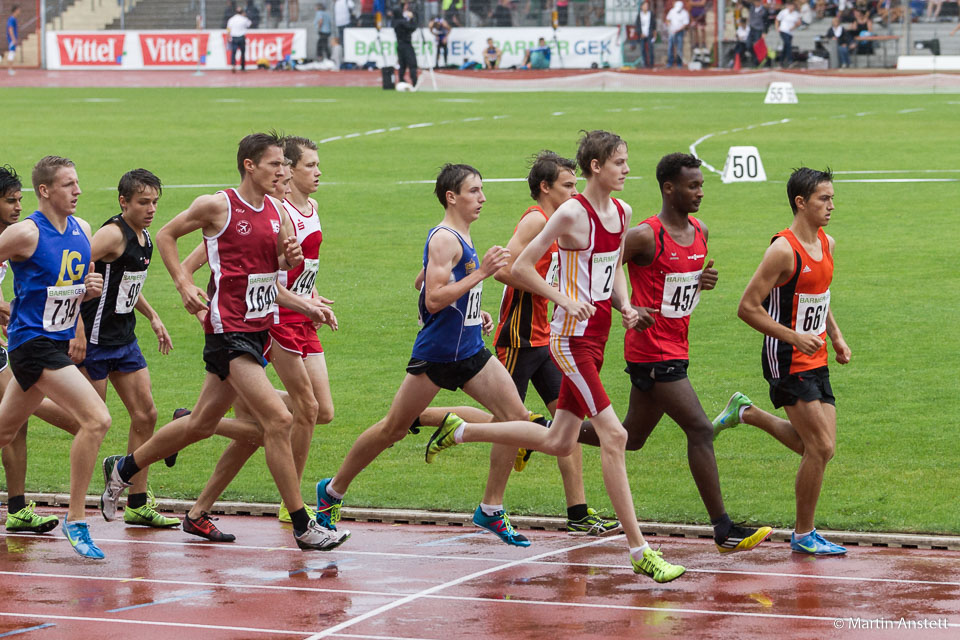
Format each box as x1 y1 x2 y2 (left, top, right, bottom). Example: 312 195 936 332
344 27 623 69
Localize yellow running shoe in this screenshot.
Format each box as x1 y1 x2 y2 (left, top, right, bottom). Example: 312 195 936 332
716 524 773 553
631 547 686 583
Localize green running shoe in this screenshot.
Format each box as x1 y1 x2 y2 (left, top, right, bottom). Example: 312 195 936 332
5 501 59 533
712 392 753 441
425 412 463 463
123 503 180 528
566 507 622 537
631 547 686 583
278 501 317 524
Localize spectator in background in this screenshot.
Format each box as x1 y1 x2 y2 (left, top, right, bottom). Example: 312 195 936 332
430 15 451 66
222 0 237 28
483 37 502 67
394 5 418 86
742 0 767 66
315 2 333 59
665 1 689 68
556 0 569 25
689 0 707 53
290 0 300 21
825 15 855 67
924 0 944 21
521 36 551 68
636 0 656 68
227 5 253 72
775 1 802 67
852 7 873 54
245 0 261 28
800 0 815 26
6 4 20 75
334 0 354 44
266 0 283 27
732 16 749 66
491 0 513 26
443 0 463 26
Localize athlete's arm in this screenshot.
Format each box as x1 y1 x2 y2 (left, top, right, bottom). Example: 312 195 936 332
738 237 823 356
613 203 638 329
274 198 303 271
156 194 224 314
77 218 103 302
276 284 337 330
135 294 172 355
621 222 658 330
0 219 38 264
422 229 507 314
88 222 125 263
494 211 545 291
414 268 425 291
698 220 718 291
69 315 87 364
181 242 208 275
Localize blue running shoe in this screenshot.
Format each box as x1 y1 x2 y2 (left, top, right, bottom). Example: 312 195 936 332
790 529 847 555
472 505 530 547
316 478 343 531
62 519 105 559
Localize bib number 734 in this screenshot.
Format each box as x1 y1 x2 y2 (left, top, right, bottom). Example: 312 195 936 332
43 284 86 332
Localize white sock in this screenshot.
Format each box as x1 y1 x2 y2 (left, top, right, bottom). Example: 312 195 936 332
325 483 344 500
738 404 750 421
480 503 502 516
453 424 466 443
629 543 650 559
794 529 813 538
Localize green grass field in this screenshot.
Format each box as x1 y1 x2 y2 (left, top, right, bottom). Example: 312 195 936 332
2 88 958 535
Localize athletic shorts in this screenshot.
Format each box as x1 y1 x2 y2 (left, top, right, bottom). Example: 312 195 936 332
406 346 492 391
81 339 148 381
203 331 270 381
690 6 707 23
766 366 835 409
8 337 74 391
268 321 324 359
625 359 689 392
497 345 561 405
0 344 7 373
549 335 610 420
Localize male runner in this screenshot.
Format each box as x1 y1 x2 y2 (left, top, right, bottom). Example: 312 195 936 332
0 156 108 558
78 169 177 529
716 167 851 555
576 152 771 553
100 132 345 551
426 131 686 582
315 163 536 548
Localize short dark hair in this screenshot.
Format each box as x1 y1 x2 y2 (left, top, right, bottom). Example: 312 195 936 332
32 156 75 194
283 136 319 168
434 163 481 207
237 131 286 178
527 150 576 201
118 169 162 202
11 5 20 13
656 152 702 190
787 167 833 214
576 130 626 177
0 165 22 197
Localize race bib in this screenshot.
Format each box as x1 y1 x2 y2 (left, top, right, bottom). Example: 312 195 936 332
464 282 483 326
289 258 319 297
544 252 559 287
590 251 619 301
245 272 279 320
661 271 702 318
43 284 85 332
795 290 830 335
115 270 148 314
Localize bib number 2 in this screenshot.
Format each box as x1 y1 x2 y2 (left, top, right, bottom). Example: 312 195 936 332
245 272 278 320
590 251 619 301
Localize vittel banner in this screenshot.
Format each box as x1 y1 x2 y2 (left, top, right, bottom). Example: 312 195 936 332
47 30 306 70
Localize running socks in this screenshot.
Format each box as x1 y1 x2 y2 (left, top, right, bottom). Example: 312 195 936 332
566 504 589 522
7 494 26 514
127 493 148 509
711 513 734 543
117 454 141 483
289 507 310 534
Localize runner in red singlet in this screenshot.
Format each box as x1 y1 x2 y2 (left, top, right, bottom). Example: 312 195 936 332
716 167 851 556
426 131 686 582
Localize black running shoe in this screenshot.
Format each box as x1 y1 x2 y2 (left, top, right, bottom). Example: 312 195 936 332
183 511 236 542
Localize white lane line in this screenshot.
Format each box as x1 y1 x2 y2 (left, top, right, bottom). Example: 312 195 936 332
897 108 924 114
0 612 311 637
304 536 615 639
407 122 433 129
288 99 338 103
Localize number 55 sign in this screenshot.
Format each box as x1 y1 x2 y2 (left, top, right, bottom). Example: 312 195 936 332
721 146 767 183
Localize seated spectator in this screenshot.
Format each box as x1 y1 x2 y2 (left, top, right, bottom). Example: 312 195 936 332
483 38 502 68
825 15 855 66
800 0 816 26
924 0 944 21
521 37 551 69
852 7 873 54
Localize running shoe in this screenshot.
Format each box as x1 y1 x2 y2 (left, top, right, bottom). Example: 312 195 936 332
4 501 59 533
99 454 132 521
712 392 753 441
124 501 180 528
630 547 685 583
183 511 236 542
716 523 773 553
62 519 105 559
472 505 530 547
278 501 318 524
790 529 847 555
294 519 351 551
566 507 622 537
425 412 462 464
514 413 550 472
165 408 192 467
316 478 343 530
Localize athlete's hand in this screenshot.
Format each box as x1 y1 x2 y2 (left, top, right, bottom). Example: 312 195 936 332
632 305 658 331
82 265 103 301
700 259 718 291
283 236 304 269
179 283 209 315
562 298 595 321
306 300 338 331
68 332 87 364
0 300 9 326
480 310 494 335
314 293 334 305
479 245 510 277
152 317 173 355
793 333 824 356
620 304 639 330
195 308 208 326
833 337 851 364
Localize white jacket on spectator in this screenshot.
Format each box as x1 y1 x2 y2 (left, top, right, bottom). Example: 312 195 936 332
334 0 355 28
666 2 690 36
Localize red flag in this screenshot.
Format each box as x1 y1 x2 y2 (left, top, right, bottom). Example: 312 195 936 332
753 36 768 64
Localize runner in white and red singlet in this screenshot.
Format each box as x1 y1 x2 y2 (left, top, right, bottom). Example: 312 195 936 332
99 132 346 551
426 131 686 582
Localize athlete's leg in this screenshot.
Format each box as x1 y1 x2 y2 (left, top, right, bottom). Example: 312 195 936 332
741 405 804 454
1 422 28 499
419 406 492 427
271 347 320 482
107 368 159 497
330 373 440 495
545 399 587 508
783 400 836 534
308 354 334 425
188 439 260 519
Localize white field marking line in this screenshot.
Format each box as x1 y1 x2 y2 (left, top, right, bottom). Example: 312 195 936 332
316 115 509 146
0 611 314 637
897 108 924 114
304 536 616 640
689 118 791 175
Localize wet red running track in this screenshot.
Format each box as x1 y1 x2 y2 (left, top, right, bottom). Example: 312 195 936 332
1 506 958 639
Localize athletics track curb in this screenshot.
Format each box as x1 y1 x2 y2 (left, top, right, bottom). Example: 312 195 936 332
5 491 960 551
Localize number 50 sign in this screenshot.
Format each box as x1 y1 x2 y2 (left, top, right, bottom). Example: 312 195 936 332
721 146 767 184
